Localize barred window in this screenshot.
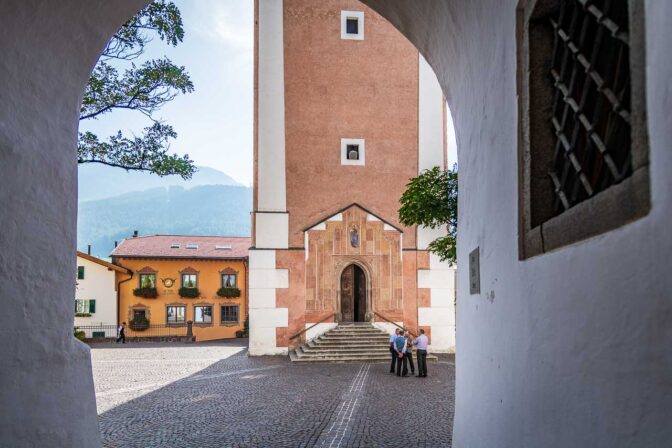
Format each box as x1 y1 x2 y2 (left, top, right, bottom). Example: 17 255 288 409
517 0 649 258
221 305 239 324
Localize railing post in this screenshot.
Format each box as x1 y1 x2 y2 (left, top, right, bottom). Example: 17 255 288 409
186 320 193 342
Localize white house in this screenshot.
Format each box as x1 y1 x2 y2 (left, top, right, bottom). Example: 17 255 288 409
74 251 129 337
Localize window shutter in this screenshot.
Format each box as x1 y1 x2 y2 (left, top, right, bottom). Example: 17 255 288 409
89 300 96 313
77 266 85 280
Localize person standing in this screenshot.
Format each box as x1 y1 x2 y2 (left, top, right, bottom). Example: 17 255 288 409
389 328 400 373
116 322 126 344
415 328 429 377
394 330 408 377
404 331 415 376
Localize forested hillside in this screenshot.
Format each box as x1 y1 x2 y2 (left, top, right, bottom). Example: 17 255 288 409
78 185 252 258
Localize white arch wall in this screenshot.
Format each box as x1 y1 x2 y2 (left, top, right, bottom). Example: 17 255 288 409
362 0 672 446
0 1 147 446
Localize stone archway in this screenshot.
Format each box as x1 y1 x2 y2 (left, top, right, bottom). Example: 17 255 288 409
2 1 671 448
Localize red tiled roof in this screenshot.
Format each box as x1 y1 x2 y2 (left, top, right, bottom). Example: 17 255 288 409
111 235 250 259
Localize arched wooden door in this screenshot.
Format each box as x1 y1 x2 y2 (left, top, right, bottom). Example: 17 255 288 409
340 264 367 322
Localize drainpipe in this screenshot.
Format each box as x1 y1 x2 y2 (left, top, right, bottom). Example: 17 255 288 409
114 260 133 326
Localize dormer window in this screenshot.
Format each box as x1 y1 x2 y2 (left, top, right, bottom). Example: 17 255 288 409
341 11 364 40
186 243 198 250
170 243 180 249
341 138 365 166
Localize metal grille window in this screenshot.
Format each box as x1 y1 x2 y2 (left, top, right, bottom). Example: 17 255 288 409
517 0 649 258
548 0 631 215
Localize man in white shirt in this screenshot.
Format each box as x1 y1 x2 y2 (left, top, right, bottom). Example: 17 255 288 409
415 329 429 377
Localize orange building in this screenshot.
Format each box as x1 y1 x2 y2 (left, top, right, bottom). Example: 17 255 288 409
111 235 249 341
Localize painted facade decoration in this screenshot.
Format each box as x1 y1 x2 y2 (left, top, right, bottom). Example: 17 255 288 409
250 0 456 355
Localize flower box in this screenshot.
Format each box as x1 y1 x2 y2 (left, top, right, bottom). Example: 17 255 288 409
179 287 200 298
217 287 241 298
133 287 158 298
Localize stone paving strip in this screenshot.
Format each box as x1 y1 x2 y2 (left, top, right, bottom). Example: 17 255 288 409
315 363 371 448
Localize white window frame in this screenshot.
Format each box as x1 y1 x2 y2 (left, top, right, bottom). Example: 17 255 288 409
341 11 364 40
341 138 365 166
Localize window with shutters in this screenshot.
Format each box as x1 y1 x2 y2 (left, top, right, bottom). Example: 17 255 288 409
517 0 649 259
77 266 85 280
75 299 96 315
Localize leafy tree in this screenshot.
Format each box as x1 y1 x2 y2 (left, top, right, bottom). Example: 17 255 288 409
78 0 196 179
399 166 458 264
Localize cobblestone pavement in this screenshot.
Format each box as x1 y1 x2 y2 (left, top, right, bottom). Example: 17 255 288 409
91 340 454 447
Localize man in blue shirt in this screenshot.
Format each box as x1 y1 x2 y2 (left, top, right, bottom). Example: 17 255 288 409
394 330 408 377
389 328 400 373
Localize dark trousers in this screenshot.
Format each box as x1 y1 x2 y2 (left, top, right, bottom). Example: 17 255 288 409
396 352 408 376
389 346 397 372
417 349 428 376
405 351 415 374
116 331 125 344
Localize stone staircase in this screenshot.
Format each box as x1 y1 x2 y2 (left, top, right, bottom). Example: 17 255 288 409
290 322 437 363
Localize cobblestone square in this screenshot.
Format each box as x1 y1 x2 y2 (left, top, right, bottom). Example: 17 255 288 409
92 340 454 447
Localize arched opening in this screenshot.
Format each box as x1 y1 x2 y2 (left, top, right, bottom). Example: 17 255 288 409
340 263 367 322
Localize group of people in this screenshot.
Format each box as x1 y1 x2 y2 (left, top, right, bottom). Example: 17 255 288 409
389 328 428 377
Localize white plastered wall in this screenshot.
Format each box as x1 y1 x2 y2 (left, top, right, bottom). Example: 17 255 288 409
249 0 290 355
248 250 289 355
417 53 456 353
362 0 672 446
74 257 118 336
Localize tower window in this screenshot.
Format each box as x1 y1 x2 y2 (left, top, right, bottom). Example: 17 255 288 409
346 18 358 35
347 145 360 160
341 138 365 166
341 11 364 40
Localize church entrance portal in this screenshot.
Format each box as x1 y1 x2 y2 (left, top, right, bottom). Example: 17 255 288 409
340 264 367 322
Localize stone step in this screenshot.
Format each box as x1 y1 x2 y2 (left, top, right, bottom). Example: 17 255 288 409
301 346 390 354
318 336 390 342
311 340 390 347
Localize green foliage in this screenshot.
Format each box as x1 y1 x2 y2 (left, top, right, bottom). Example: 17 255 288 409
77 185 252 258
133 287 158 298
78 1 195 179
75 313 92 318
130 315 150 331
179 287 200 298
399 166 458 264
74 328 86 341
217 287 241 298
242 315 249 337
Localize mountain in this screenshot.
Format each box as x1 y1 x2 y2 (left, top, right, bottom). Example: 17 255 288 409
77 164 242 201
78 185 252 258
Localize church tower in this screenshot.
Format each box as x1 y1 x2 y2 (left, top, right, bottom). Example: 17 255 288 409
250 0 455 355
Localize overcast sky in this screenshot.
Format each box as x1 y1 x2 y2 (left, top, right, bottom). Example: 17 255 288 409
79 0 456 186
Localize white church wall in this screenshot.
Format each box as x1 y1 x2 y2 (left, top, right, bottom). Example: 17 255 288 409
256 0 286 212
248 249 289 356
0 1 148 445
363 0 672 446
